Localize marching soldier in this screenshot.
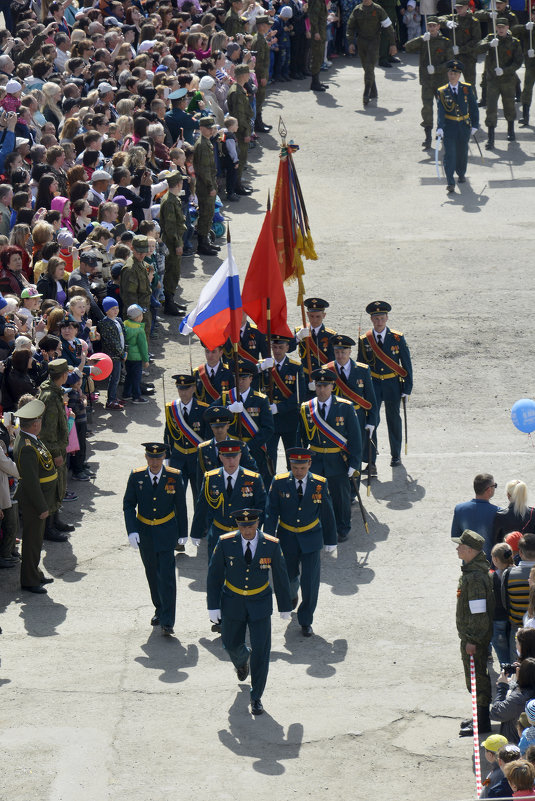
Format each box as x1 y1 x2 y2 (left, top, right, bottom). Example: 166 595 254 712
436 59 479 193
439 0 481 90
297 368 362 543
346 0 397 105
252 15 272 133
122 443 188 636
207 508 292 716
357 301 413 474
477 18 523 147
265 334 305 472
193 116 219 256
405 16 454 148
512 10 535 125
475 0 519 106
164 374 209 504
190 440 266 558
212 361 274 490
159 171 187 317
223 313 269 390
193 343 235 404
226 64 254 195
308 0 329 92
197 406 258 485
295 297 337 394
264 447 337 637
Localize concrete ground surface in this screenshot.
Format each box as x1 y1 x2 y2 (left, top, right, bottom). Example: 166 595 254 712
1 52 534 801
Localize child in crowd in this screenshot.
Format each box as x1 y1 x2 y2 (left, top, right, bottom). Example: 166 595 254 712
97 297 126 411
481 734 508 798
519 700 535 756
503 759 535 796
491 744 522 798
66 371 91 481
123 304 149 404
402 0 421 41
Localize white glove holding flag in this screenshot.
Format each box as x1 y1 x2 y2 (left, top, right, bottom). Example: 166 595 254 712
436 128 443 138
422 31 431 41
470 127 478 135
427 63 435 74
191 538 201 547
228 401 244 413
453 45 459 54
308 381 316 391
446 20 458 28
529 48 535 57
280 612 291 620
324 545 337 553
365 424 375 435
128 532 140 549
495 66 503 75
209 609 221 624
270 403 278 414
348 466 356 478
527 20 534 30
259 357 274 370
177 537 187 545
490 37 499 47
296 327 310 342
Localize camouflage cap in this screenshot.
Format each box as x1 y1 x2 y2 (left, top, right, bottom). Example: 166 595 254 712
452 529 485 550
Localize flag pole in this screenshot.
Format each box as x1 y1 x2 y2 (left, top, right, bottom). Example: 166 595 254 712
227 224 242 438
265 191 274 404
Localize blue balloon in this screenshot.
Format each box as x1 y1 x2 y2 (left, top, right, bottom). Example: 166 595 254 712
511 399 535 433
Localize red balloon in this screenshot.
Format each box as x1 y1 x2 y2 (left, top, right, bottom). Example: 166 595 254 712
89 353 113 381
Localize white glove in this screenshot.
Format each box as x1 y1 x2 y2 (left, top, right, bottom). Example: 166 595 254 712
490 37 499 48
296 327 310 342
401 393 409 399
347 466 355 478
365 424 375 435
308 380 316 391
529 48 535 58
269 403 278 414
208 609 221 624
470 127 478 135
526 20 534 30
495 66 503 76
427 64 435 74
228 401 244 413
128 532 140 549
191 538 201 546
324 544 337 553
452 44 459 55
436 128 443 138
280 611 291 620
259 357 274 370
422 31 431 41
177 537 187 545
446 20 458 28
489 10 497 18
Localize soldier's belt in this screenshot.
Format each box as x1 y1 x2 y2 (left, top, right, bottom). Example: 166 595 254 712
371 371 397 380
173 442 197 454
445 113 469 121
279 519 319 533
136 511 175 526
39 472 58 483
213 520 235 531
309 445 340 453
224 579 269 596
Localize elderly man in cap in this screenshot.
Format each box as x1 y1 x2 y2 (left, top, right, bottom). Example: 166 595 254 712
197 406 258 482
88 169 112 208
297 368 362 542
193 116 220 256
207 507 292 715
165 87 200 146
358 301 412 473
191 439 266 559
436 59 479 193
120 235 153 340
295 298 337 394
227 64 254 194
159 172 187 316
454 529 494 736
123 443 188 636
265 447 337 636
14 397 61 593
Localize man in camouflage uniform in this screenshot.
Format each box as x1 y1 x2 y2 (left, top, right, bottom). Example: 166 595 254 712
477 18 523 147
192 116 219 257
308 0 328 92
376 0 401 67
226 64 254 194
159 172 186 317
120 235 153 338
439 0 481 90
252 15 272 132
38 359 70 542
346 0 397 104
453 529 494 737
405 16 453 148
512 9 535 125
475 0 519 105
224 0 246 38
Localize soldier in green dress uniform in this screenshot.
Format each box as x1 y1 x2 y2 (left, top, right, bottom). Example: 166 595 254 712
308 0 329 91
226 64 254 194
193 116 219 256
252 15 273 132
159 171 187 317
346 0 397 105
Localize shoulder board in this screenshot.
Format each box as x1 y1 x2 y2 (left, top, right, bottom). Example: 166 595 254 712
390 329 403 336
310 473 327 483
324 327 337 334
192 367 200 375
335 397 352 406
206 469 220 477
356 361 370 370
253 390 267 399
199 439 211 448
242 469 260 477
438 84 448 92
263 533 279 543
166 467 182 475
196 401 209 407
274 471 290 480
249 322 258 330
460 81 472 87
24 437 33 446
289 358 301 366
221 361 231 369
133 467 146 473
220 531 237 540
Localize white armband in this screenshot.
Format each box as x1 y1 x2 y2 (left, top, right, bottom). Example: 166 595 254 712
381 17 392 27
469 599 487 614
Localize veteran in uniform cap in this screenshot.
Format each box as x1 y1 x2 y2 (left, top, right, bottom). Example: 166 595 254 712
297 368 362 542
190 439 266 559
193 116 220 256
264 447 337 636
295 298 337 397
123 442 188 635
265 334 305 472
165 86 200 146
454 529 494 736
212 361 274 490
226 64 254 194
358 302 412 474
436 59 479 193
119 235 153 339
164 374 210 504
159 172 187 316
207 507 292 715
197 406 258 485
14 398 60 593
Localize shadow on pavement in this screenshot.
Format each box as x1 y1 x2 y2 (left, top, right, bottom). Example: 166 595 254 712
135 628 198 683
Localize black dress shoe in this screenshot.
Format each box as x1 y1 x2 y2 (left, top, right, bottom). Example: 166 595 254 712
44 529 69 543
211 622 221 633
22 585 47 594
446 184 455 193
151 615 160 626
291 596 298 610
227 193 240 202
40 577 54 585
388 55 401 63
457 176 466 183
301 625 313 637
161 625 174 636
251 699 264 715
379 59 392 67
237 656 250 681
54 517 75 532
337 533 349 543
390 457 402 466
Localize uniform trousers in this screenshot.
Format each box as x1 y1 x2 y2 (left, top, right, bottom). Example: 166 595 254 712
357 37 380 86
370 381 402 463
221 612 271 701
486 76 517 126
280 539 320 627
138 538 176 627
20 510 46 587
460 640 492 707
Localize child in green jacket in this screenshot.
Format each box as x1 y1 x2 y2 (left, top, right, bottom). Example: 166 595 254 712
123 304 149 404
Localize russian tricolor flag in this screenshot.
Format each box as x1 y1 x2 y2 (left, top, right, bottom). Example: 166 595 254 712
179 242 242 349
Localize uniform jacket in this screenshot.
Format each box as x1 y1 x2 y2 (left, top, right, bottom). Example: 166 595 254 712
159 190 186 249
264 470 337 550
190 465 266 539
456 551 494 644
164 108 200 146
308 0 328 37
439 12 481 58
207 529 292 620
123 465 188 552
38 378 69 458
346 2 395 43
197 437 258 484
327 358 379 426
13 431 59 515
193 135 217 193
405 32 453 83
437 81 479 131
193 360 235 403
224 321 268 364
295 323 336 376
224 8 246 38
297 395 362 475
215 388 274 452
358 327 413 398
252 31 270 78
120 255 152 310
227 83 254 138
477 31 523 79
264 356 306 434
164 397 209 467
